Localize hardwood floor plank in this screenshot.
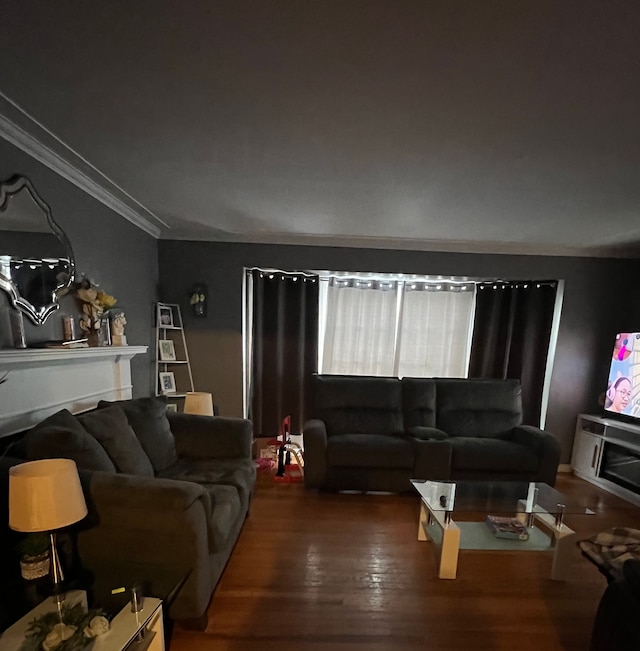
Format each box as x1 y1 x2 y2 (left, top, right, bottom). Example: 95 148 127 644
170 472 640 650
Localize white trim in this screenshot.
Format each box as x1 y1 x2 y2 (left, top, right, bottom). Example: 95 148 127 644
464 284 478 377
0 345 148 368
0 385 133 421
0 109 164 238
540 280 565 429
242 270 251 419
0 345 147 437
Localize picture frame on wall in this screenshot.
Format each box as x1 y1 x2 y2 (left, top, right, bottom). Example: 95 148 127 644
159 305 174 327
159 339 176 361
159 371 176 394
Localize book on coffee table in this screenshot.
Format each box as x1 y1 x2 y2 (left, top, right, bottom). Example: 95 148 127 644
485 514 530 541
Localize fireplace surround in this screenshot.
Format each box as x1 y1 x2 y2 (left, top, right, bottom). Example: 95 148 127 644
0 346 148 438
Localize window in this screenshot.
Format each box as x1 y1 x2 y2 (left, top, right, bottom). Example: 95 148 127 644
319 274 475 378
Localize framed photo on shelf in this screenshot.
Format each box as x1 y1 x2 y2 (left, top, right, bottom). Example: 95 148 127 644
159 371 176 394
159 339 176 361
166 403 178 413
159 305 174 327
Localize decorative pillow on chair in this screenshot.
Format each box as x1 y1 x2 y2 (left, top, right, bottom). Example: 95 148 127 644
24 409 116 472
98 397 177 472
77 405 154 476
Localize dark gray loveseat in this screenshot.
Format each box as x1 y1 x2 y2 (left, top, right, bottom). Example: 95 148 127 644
303 375 560 492
0 396 256 625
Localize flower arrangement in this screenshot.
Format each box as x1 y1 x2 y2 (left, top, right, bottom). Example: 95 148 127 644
19 602 109 651
71 276 117 335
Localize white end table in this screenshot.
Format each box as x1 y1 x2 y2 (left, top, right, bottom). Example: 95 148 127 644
0 589 164 651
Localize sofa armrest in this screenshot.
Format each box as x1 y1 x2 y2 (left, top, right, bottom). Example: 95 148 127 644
623 559 640 598
590 558 640 651
79 470 212 529
168 413 253 460
407 426 449 441
511 425 561 486
302 419 328 489
76 469 213 621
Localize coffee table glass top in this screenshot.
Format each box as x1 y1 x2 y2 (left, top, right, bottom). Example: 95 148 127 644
411 479 596 517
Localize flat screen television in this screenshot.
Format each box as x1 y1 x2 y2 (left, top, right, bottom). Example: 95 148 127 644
604 332 640 420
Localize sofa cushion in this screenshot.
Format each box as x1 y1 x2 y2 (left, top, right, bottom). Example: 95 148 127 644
98 397 177 472
435 379 523 438
23 409 116 473
314 375 404 436
448 438 538 473
402 378 437 429
327 434 414 469
77 406 154 476
157 458 256 507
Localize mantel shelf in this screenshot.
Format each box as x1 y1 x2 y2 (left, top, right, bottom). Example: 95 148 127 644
0 345 148 369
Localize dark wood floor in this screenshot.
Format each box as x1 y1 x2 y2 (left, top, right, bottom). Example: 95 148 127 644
170 471 640 651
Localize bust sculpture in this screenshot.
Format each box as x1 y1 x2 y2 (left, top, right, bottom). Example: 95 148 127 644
111 311 127 346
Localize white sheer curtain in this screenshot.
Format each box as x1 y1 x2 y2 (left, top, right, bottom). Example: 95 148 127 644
320 275 475 378
321 278 399 375
397 283 475 377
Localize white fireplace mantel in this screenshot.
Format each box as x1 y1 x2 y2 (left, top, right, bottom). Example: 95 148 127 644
0 345 148 437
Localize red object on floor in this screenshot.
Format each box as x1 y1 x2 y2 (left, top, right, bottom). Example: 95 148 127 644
255 458 275 471
273 464 303 483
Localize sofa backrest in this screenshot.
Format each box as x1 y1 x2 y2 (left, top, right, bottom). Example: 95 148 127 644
434 378 523 437
313 375 404 436
401 378 437 428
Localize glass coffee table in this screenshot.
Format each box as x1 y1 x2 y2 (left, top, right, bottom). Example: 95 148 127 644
411 479 596 580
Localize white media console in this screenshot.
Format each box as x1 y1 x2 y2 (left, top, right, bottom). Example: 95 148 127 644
571 413 640 507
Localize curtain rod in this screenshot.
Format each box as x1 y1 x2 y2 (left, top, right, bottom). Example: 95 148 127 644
245 267 318 278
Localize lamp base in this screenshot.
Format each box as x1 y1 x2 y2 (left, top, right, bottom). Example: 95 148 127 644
49 532 65 592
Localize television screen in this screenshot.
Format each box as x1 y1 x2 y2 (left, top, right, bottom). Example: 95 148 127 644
605 332 640 419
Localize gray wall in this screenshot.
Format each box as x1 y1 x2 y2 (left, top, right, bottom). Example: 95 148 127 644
0 138 159 396
159 240 640 463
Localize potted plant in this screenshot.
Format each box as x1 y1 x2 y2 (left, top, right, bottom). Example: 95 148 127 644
18 533 50 580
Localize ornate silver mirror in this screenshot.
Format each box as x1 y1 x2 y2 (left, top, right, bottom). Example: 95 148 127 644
0 175 75 325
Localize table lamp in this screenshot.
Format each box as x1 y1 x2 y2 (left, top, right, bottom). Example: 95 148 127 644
183 391 214 416
9 458 88 593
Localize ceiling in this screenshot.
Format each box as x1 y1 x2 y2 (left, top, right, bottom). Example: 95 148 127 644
1 1 639 256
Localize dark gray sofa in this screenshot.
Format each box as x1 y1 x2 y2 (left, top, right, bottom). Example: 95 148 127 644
0 396 256 625
303 375 561 492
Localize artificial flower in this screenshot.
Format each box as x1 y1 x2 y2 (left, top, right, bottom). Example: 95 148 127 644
42 623 77 650
83 615 110 638
71 275 118 333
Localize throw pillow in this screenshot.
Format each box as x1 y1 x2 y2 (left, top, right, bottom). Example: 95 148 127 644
98 397 177 472
24 409 116 472
77 405 154 477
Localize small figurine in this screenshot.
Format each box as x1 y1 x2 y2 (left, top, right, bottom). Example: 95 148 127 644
111 312 127 346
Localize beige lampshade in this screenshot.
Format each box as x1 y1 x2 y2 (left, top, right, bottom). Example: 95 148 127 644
9 458 88 532
183 391 214 416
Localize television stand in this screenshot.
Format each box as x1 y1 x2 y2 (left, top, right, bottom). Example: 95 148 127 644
571 414 640 507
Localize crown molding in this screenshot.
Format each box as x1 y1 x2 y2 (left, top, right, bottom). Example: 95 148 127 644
0 109 163 238
161 227 640 259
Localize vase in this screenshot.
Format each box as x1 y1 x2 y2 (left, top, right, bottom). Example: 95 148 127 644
87 331 100 347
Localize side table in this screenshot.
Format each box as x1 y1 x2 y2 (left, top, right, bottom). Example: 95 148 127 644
0 590 165 651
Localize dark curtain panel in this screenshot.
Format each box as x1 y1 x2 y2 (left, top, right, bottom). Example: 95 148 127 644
250 269 319 438
468 281 558 425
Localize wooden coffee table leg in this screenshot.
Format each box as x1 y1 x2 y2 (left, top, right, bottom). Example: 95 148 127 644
417 503 460 579
438 521 461 579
